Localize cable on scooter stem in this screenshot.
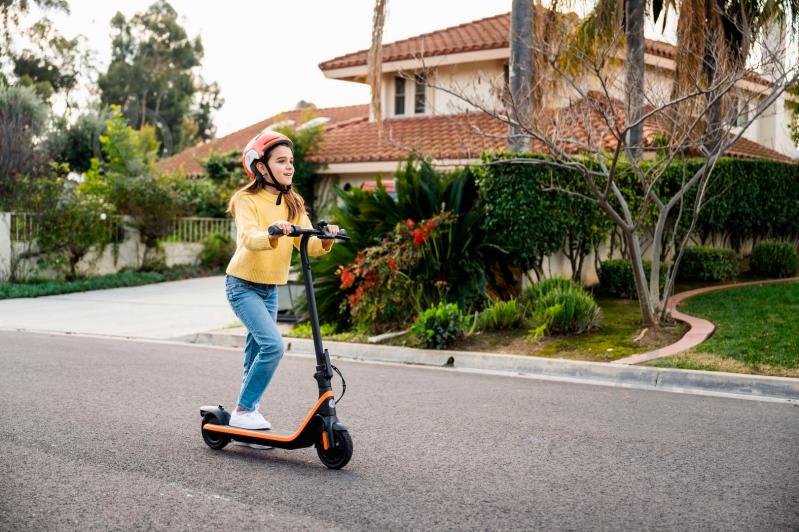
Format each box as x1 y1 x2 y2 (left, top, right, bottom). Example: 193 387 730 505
332 364 346 404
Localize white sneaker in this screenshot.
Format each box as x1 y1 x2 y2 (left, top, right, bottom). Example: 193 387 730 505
232 441 273 450
229 409 272 430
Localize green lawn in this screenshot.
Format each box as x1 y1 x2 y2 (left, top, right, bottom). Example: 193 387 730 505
650 282 799 377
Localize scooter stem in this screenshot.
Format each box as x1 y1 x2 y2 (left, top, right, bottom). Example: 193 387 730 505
298 233 334 395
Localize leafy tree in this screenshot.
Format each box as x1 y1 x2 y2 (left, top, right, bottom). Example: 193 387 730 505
0 83 49 205
97 0 223 156
48 107 112 174
79 107 190 270
11 18 93 106
0 0 69 64
35 181 117 280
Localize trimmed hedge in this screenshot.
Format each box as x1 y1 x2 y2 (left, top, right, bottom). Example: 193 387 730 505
677 246 739 282
598 259 666 299
749 241 799 278
478 154 799 275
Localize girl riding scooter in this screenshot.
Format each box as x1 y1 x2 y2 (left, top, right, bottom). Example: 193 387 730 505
224 131 339 432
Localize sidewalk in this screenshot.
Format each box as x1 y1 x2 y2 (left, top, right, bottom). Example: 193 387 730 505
0 276 237 339
2 276 797 402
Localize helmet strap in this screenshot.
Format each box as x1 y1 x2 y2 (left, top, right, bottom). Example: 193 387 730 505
259 160 292 206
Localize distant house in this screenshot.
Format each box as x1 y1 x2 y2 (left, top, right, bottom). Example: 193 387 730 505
158 11 797 205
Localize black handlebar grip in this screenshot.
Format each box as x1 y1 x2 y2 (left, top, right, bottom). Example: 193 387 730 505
268 224 299 236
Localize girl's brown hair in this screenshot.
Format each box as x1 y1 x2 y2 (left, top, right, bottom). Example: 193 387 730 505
227 144 306 223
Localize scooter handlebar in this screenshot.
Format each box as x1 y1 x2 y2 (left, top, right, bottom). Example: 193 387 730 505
267 224 349 240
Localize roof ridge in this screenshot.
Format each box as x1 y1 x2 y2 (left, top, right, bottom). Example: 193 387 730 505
319 12 510 68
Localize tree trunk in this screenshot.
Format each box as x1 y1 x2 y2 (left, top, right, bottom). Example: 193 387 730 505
625 0 645 160
625 230 657 326
508 0 534 152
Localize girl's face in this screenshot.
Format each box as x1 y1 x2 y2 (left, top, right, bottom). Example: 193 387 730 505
255 144 294 187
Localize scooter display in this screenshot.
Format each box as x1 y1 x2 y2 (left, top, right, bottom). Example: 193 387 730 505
200 221 353 469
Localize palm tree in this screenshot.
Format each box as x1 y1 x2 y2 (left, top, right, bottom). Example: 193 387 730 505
367 0 388 140
509 0 534 152
625 0 646 160
672 0 799 152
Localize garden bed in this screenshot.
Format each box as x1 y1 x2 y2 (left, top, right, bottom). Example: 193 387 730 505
288 298 687 363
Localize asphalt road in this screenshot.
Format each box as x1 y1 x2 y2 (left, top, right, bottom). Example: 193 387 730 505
1 331 797 531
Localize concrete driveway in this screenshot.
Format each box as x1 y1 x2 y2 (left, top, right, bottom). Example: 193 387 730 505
0 276 238 339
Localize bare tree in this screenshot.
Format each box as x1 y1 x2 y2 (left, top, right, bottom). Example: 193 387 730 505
413 11 798 327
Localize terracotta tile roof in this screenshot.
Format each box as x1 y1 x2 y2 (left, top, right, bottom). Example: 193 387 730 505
305 112 506 163
319 12 677 71
306 96 796 165
156 104 369 175
318 12 773 87
725 136 796 163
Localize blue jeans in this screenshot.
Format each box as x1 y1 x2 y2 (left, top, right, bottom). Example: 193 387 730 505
225 275 283 411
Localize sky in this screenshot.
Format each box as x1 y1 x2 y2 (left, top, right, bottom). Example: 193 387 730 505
26 0 676 138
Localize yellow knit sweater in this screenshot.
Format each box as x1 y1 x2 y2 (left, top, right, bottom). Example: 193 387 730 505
225 189 332 285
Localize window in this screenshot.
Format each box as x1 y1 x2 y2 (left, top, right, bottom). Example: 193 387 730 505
414 74 426 114
394 76 406 115
736 98 749 127
729 95 749 127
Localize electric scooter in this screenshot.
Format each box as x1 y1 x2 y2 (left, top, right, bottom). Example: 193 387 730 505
200 221 353 469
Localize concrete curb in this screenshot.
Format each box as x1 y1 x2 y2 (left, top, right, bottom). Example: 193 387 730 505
178 329 799 402
615 277 799 365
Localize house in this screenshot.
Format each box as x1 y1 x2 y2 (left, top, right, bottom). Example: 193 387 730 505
158 11 798 200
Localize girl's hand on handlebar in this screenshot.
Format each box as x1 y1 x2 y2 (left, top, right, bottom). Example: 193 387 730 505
326 224 340 237
270 220 293 236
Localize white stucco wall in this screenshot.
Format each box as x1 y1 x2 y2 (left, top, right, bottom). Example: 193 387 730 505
372 52 797 156
0 214 214 281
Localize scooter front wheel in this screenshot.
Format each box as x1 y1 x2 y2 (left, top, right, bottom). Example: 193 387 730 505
316 430 353 469
201 414 230 450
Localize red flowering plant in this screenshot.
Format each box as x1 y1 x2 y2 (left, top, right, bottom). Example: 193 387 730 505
338 211 459 333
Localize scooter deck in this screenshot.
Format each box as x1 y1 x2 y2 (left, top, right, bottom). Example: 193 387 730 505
202 391 335 450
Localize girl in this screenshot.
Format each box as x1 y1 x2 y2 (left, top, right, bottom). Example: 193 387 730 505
225 130 338 432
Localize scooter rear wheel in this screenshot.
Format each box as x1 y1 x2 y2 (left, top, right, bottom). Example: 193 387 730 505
317 430 353 469
201 414 230 450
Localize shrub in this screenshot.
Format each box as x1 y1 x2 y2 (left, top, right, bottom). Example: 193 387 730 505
530 284 601 338
598 259 666 299
339 211 485 333
34 178 117 281
199 233 235 270
677 246 739 282
749 241 799 278
288 322 338 339
410 302 467 349
310 156 487 329
476 299 527 331
518 277 575 312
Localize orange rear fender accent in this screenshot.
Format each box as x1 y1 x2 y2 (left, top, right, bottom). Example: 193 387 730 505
204 391 334 442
